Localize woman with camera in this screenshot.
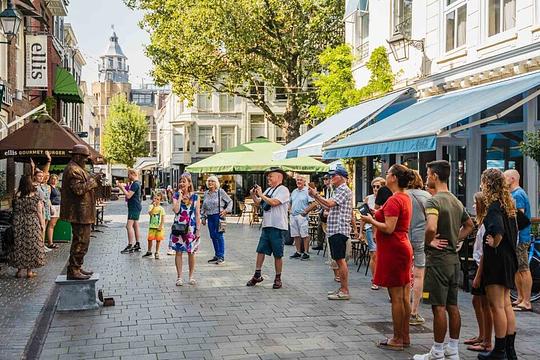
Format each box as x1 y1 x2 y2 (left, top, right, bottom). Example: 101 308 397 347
360 164 414 351
201 175 232 265
169 172 201 286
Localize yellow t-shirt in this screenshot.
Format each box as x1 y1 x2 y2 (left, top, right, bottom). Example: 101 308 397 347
148 204 165 230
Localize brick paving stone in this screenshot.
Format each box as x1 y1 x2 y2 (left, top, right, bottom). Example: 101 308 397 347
21 199 540 360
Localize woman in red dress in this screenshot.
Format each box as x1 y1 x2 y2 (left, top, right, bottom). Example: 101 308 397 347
360 164 414 351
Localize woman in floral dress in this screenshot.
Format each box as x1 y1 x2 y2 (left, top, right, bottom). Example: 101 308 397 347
170 172 201 286
9 175 46 278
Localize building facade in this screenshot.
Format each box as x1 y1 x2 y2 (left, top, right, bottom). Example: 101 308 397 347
155 89 295 187
342 0 540 212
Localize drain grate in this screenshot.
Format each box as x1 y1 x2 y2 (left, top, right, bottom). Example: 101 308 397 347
364 321 432 334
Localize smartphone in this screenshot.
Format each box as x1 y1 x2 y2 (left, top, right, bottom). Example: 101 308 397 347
358 203 371 216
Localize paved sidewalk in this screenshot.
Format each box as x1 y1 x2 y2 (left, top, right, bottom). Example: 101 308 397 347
37 200 540 360
0 239 71 360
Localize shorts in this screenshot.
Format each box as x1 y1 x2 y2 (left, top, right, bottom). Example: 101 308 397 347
412 242 426 268
329 233 348 261
128 209 141 221
423 263 460 306
256 227 287 258
51 205 60 218
365 227 376 252
147 228 164 241
516 242 530 272
290 214 309 238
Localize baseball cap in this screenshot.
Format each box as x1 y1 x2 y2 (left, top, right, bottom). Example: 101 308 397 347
328 166 348 178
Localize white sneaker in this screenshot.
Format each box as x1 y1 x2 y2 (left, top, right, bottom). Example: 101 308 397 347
44 246 52 253
444 346 459 360
413 350 444 360
167 249 175 256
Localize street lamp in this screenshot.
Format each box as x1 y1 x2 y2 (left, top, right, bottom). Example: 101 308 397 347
0 0 22 45
386 19 424 62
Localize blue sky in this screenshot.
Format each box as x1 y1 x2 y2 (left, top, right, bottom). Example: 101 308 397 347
66 0 153 87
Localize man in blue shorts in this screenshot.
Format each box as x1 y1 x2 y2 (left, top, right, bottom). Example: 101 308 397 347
246 167 290 289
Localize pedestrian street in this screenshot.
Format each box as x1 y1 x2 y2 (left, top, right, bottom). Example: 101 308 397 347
24 200 539 360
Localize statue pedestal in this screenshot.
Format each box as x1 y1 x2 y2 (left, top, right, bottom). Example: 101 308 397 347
55 273 99 311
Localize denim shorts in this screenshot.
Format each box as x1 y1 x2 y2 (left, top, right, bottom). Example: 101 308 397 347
365 227 376 252
256 227 287 258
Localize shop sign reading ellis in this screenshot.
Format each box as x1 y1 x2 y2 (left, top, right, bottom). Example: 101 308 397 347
25 35 48 88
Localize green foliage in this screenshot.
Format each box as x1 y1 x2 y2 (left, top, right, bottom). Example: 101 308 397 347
103 95 149 168
125 0 345 141
44 96 57 114
309 45 394 124
521 130 540 167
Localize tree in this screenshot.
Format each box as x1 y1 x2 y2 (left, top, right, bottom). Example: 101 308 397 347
103 95 149 167
125 0 345 142
310 45 395 124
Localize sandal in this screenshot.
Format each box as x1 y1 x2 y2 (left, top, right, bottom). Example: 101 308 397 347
47 244 59 249
175 278 183 286
464 336 481 345
376 339 404 351
513 305 533 312
371 284 379 290
188 278 197 285
27 271 37 278
246 276 263 287
467 343 492 352
334 277 341 282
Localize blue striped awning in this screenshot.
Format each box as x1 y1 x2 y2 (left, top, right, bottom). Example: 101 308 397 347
323 71 540 159
272 89 412 160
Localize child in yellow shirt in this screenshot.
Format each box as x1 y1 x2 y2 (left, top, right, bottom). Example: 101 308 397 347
143 193 165 259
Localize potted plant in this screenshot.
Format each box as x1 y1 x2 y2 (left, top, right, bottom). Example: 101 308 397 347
520 129 540 216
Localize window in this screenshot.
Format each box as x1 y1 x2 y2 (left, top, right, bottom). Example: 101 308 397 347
393 0 412 37
488 0 516 37
354 9 370 60
482 131 523 174
249 81 265 101
219 94 235 112
250 115 266 140
220 126 235 151
173 129 184 151
445 2 467 52
197 93 212 111
275 126 286 143
275 84 287 101
198 127 214 152
108 58 114 68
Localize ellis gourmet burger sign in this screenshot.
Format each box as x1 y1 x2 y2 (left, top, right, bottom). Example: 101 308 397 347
25 35 48 88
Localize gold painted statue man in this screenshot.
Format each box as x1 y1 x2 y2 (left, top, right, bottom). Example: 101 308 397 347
60 144 103 280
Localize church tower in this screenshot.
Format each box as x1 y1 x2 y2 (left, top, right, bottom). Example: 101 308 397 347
98 26 129 83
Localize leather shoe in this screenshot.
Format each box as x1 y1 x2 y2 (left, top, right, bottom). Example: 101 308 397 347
66 271 91 280
80 269 94 276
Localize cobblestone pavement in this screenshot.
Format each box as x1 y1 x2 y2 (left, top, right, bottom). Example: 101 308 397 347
32 200 540 360
0 235 71 360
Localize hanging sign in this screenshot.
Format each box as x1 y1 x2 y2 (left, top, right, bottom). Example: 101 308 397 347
25 35 48 88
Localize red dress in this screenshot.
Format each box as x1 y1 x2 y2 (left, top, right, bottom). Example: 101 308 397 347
373 192 413 288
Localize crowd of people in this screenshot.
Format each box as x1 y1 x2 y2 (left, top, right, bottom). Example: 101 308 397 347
109 161 531 359
4 151 533 360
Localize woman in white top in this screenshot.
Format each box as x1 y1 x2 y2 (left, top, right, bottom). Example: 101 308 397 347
361 176 385 290
465 192 493 353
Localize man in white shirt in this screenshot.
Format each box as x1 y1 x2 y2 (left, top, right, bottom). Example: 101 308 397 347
246 167 290 289
289 176 317 261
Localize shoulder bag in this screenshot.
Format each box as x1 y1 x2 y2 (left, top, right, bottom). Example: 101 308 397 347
218 189 229 233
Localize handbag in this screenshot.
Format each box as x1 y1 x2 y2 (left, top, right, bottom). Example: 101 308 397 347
171 222 188 236
218 189 228 233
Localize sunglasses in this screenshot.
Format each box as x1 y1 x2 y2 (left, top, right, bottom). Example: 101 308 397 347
372 185 381 189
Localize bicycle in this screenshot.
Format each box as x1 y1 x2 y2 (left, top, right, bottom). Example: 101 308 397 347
510 236 540 303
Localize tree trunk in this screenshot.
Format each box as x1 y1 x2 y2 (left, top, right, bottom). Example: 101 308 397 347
283 95 302 142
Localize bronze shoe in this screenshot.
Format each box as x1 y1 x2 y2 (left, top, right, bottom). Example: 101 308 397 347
80 269 94 276
66 271 91 280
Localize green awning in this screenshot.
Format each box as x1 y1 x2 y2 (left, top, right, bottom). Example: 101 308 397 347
186 137 329 174
53 67 84 104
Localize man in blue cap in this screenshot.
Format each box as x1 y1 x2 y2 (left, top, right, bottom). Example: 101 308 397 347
309 165 353 300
